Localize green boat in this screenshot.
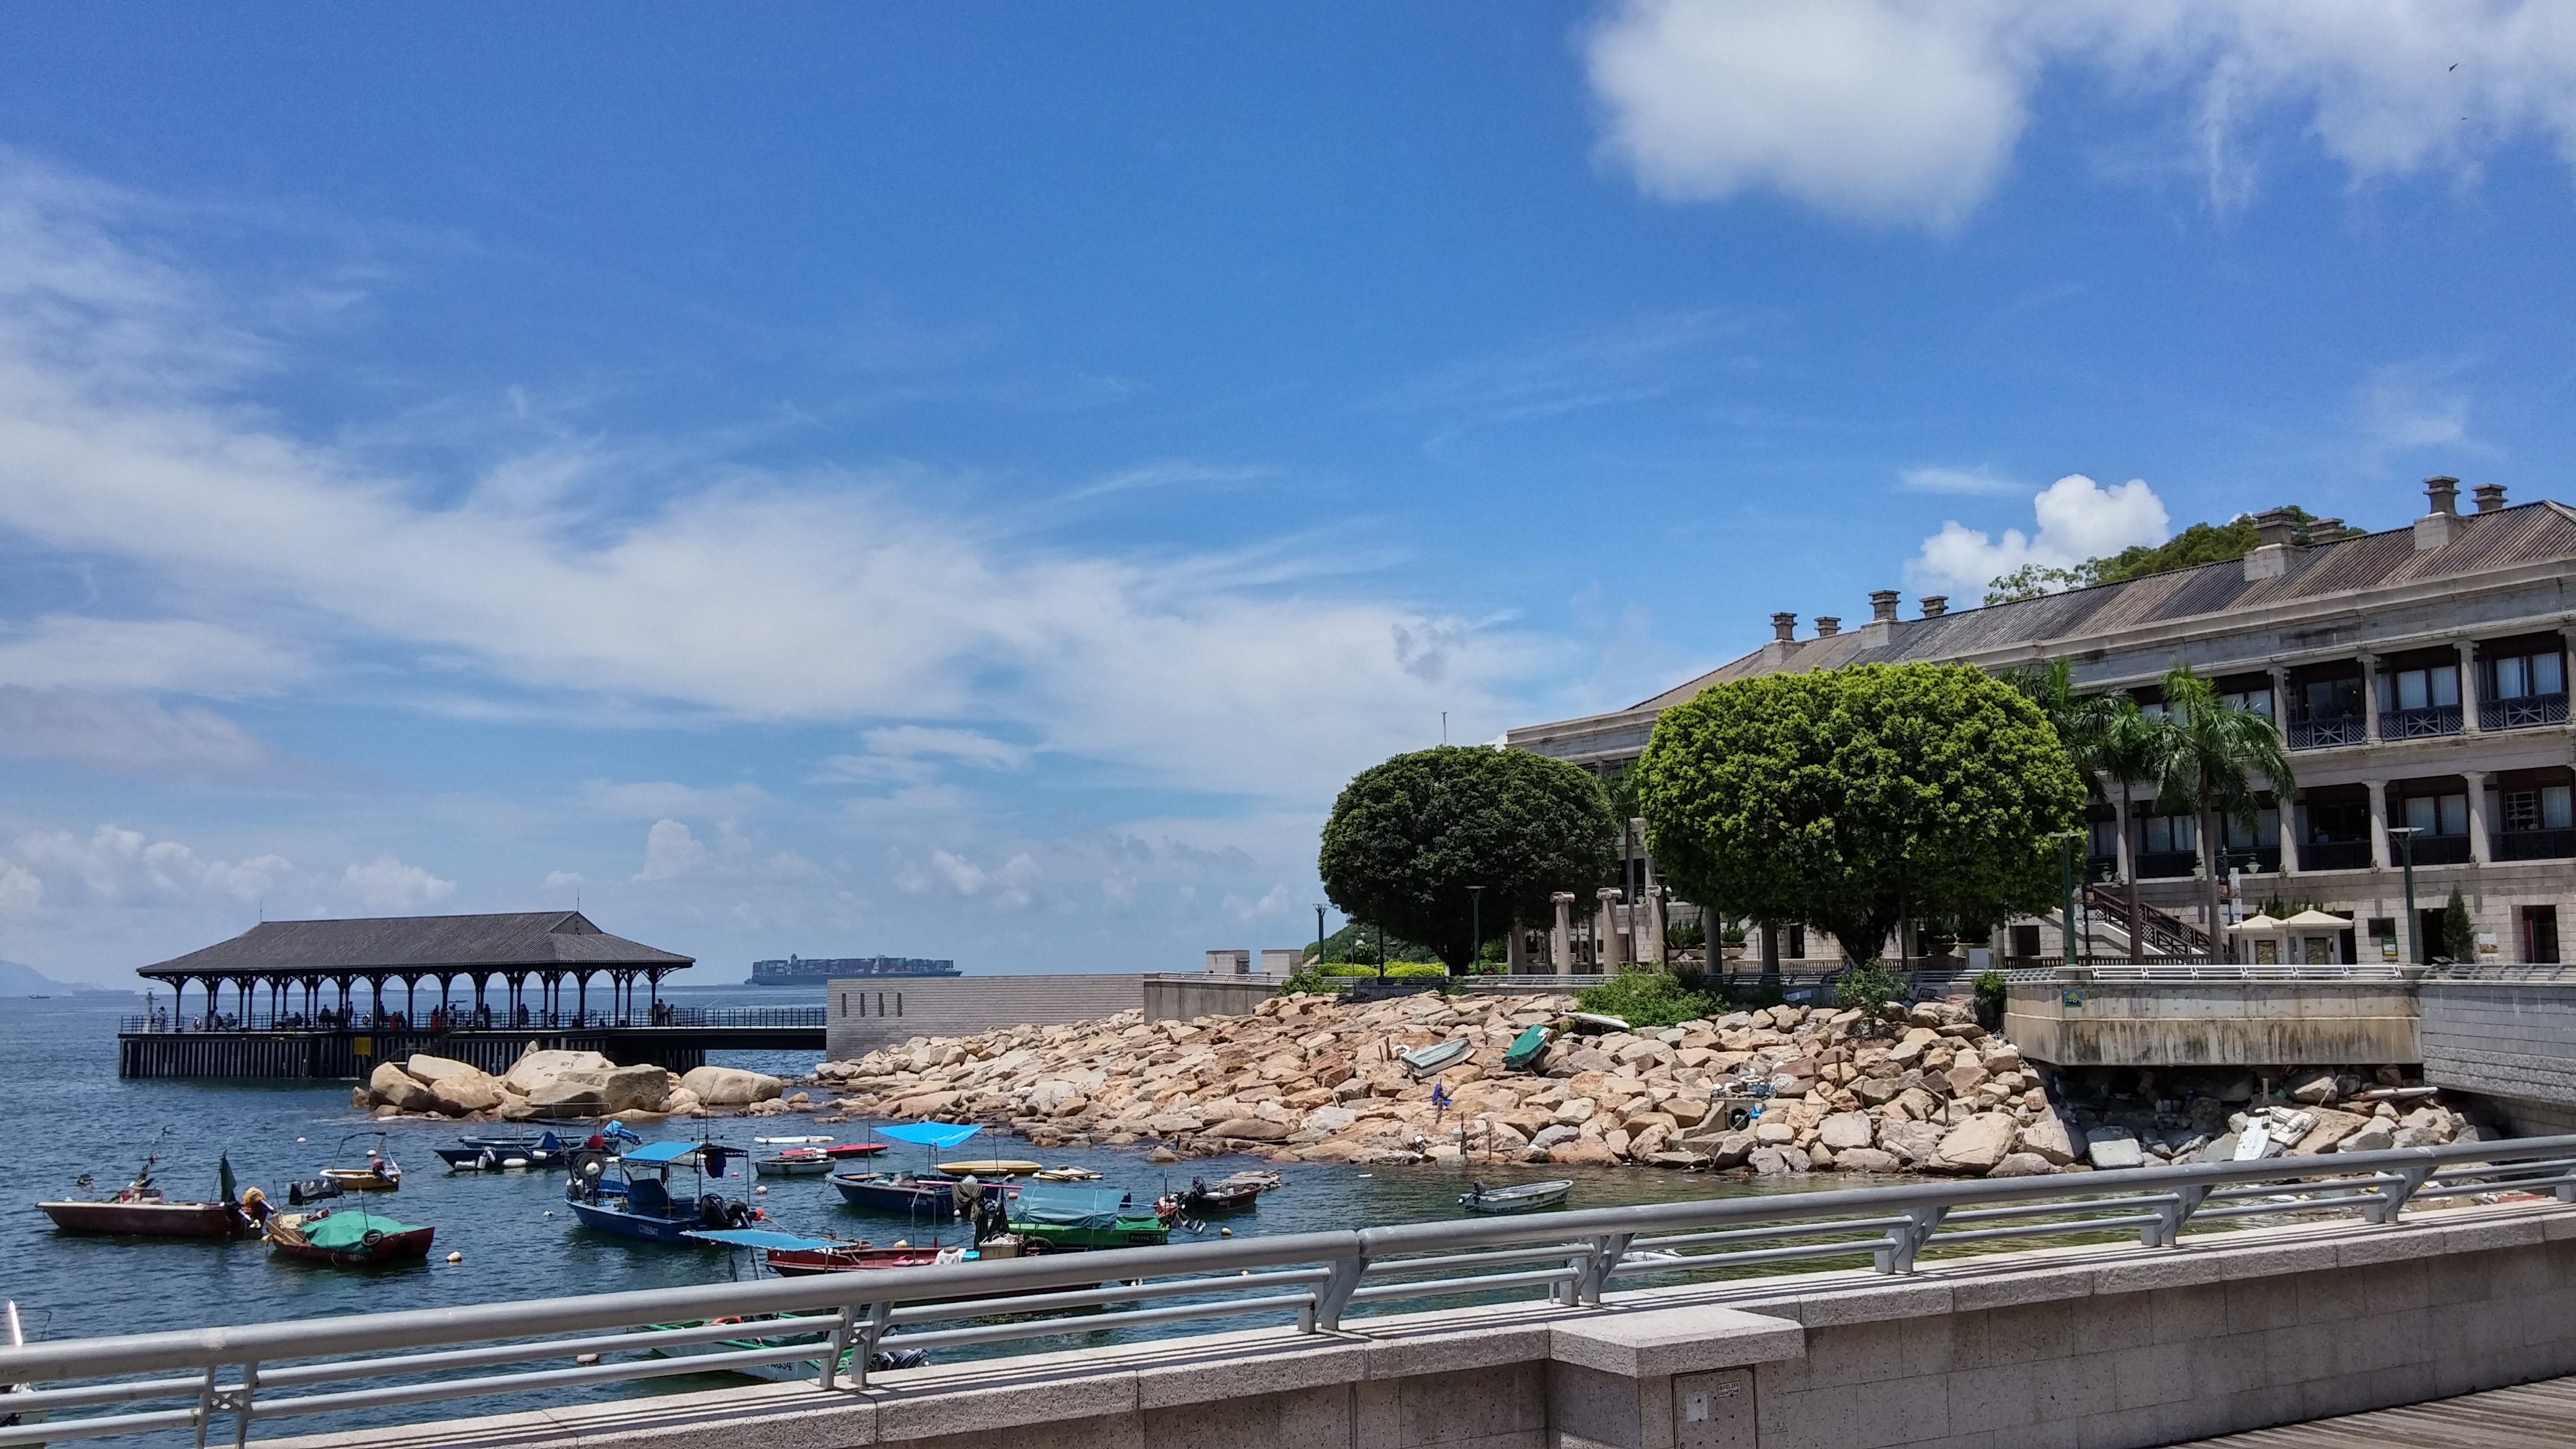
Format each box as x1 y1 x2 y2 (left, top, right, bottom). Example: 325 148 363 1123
1007 1187 1169 1250
1503 1024 1552 1072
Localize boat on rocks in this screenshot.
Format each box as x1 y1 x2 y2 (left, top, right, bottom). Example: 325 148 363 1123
1008 1187 1168 1250
35 1153 263 1239
1398 1038 1473 1076
565 1141 755 1245
1458 1178 1572 1214
264 1208 436 1268
1503 1023 1553 1072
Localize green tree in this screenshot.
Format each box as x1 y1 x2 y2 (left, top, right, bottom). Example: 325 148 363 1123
2006 659 2159 962
2440 887 2476 962
1318 746 1619 973
1634 663 2086 963
2142 663 2299 960
1984 507 2317 604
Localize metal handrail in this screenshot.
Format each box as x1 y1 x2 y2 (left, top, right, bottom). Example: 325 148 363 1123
7 1136 2576 1447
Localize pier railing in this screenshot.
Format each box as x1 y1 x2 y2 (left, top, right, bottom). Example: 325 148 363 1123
117 1006 827 1035
6 1134 2576 1447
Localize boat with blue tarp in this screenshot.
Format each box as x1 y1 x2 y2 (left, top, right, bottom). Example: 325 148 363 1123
564 1140 755 1244
827 1122 999 1218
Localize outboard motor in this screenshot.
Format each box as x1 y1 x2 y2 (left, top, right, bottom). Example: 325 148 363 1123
697 1193 731 1228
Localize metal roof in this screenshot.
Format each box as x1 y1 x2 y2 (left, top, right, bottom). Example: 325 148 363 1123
137 911 692 980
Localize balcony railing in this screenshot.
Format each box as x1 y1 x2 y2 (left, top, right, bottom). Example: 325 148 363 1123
2482 693 2570 731
2134 849 2199 879
2287 715 2366 750
2497 827 2576 863
2382 705 2464 740
2303 840 2373 871
2401 835 2474 867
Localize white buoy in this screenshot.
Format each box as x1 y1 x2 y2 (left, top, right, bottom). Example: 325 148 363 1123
754 1185 768 1194
544 1210 554 1217
446 1251 463 1264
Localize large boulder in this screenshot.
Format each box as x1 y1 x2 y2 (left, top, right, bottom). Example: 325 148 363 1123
679 1065 784 1108
404 1053 483 1085
1547 1139 1621 1166
1930 1113 2018 1173
2338 1122 2396 1153
598 1064 671 1115
2292 1108 2372 1154
1987 1152 2058 1178
1207 1118 1290 1142
1878 1119 1947 1165
527 1076 609 1120
368 1061 438 1113
2085 1128 2146 1170
504 1048 614 1096
1834 1147 1902 1175
2015 1113 2081 1165
1817 1112 1875 1151
430 1066 507 1116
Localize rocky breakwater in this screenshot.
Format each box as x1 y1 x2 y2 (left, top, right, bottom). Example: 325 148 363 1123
817 991 2075 1177
354 1046 805 1124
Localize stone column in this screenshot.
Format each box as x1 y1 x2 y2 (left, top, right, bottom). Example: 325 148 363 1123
2361 653 2382 743
2367 779 2392 869
1596 887 1625 971
2462 769 2492 864
2458 640 2484 734
1641 858 1665 965
1549 892 1575 971
2278 798 2301 876
1505 916 1529 973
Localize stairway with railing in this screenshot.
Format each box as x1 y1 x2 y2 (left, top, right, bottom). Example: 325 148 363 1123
2080 882 2212 959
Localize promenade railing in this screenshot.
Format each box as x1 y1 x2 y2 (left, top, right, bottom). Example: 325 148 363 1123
6 1135 2576 1448
115 1006 826 1035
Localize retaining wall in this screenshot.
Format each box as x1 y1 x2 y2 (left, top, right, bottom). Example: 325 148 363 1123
272 1201 2576 1449
825 975 1149 1056
2003 978 2422 1068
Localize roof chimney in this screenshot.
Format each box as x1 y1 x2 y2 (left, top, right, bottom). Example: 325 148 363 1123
2473 482 2507 514
1813 617 1840 638
1770 612 1797 643
2308 518 2347 544
2415 476 2461 551
1920 595 1948 618
2253 508 2300 548
1869 590 1900 624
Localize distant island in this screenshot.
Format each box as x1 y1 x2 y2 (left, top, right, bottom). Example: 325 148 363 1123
0 959 128 996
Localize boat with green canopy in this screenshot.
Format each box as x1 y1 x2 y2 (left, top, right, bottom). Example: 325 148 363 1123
1006 1186 1168 1250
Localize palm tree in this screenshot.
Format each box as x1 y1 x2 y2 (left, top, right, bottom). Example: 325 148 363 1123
2009 660 2129 957
2144 662 2299 962
2093 702 2160 962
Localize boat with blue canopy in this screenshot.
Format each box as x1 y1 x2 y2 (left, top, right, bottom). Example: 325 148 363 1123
564 1140 755 1245
827 1123 999 1218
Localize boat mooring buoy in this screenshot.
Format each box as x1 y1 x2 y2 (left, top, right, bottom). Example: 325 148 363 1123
446 1251 463 1264
754 1185 768 1195
1219 1227 1233 1237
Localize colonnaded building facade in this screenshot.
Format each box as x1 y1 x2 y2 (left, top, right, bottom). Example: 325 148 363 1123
1506 476 2576 969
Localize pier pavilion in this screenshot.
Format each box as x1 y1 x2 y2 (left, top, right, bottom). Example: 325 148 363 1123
136 910 694 1031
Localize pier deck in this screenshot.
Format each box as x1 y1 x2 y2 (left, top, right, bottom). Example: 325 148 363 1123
2182 1373 2576 1447
115 1007 824 1078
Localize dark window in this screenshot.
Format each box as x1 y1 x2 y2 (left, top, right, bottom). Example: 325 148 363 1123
2526 907 2562 965
2298 676 2363 721
2308 800 2370 843
1787 925 1807 958
2011 924 2042 958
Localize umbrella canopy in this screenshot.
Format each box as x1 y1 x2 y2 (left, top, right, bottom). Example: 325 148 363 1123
2227 913 2286 933
873 1122 983 1149
2280 909 2351 929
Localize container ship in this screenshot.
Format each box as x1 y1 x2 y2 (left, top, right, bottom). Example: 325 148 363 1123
749 955 960 986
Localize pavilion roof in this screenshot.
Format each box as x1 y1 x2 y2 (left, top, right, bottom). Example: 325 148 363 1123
136 911 692 981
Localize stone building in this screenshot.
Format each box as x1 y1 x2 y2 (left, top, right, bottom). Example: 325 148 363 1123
1505 477 2576 967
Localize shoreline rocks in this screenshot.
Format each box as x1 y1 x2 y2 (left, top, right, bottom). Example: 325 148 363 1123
354 1045 793 1123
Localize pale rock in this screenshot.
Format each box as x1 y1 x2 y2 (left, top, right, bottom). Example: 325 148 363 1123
2014 1114 2079 1165
369 1061 438 1113
1878 1120 1946 1165
2292 1108 2371 1154
503 1048 615 1097
1818 1112 1875 1151
1754 1121 1796 1145
2084 1129 2145 1170
2287 1071 2339 1105
1145 1110 1204 1136
2338 1123 2396 1152
680 1066 785 1107
430 1067 507 1116
1548 1139 1620 1166
664 1087 705 1116
598 1064 670 1115
1208 1118 1290 1141
1930 1112 2017 1173
1528 1124 1581 1152
526 1076 609 1120
1552 1097 1598 1126
1747 1146 1791 1175
1303 1105 1359 1134
404 1054 484 1085
1603 1128 1634 1159
1987 1152 2058 1178
1835 1147 1902 1174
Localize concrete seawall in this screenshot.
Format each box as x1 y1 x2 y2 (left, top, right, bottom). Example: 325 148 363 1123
2003 979 2423 1068
276 1200 2576 1449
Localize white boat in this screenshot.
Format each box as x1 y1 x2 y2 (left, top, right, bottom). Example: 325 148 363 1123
1399 1038 1474 1076
1564 1012 1630 1035
1460 1179 1572 1214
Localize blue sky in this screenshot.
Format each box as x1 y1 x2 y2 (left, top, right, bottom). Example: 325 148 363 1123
2 2 2574 984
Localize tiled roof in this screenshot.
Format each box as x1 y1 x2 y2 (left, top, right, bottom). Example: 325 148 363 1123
1630 502 2576 711
138 911 692 978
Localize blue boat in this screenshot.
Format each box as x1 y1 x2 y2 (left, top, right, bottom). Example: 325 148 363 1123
564 1141 753 1244
829 1121 996 1219
435 1131 568 1172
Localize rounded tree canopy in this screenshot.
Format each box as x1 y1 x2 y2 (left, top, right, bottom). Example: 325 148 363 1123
1634 662 2085 959
1318 745 1619 972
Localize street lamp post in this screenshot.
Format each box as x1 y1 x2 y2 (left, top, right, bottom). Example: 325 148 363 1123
1315 903 1327 969
2388 826 2421 965
1466 885 1485 979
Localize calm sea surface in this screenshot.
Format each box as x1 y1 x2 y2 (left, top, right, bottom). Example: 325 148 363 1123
0 986 1857 1437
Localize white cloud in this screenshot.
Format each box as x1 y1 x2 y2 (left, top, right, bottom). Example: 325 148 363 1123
633 819 707 882
0 861 41 916
8 824 295 907
1585 0 2576 228
0 160 1537 806
1900 464 2026 497
899 848 1041 909
340 857 455 910
0 687 266 772
860 726 1032 772
581 780 770 820
1907 473 2170 594
542 869 586 889
0 617 304 695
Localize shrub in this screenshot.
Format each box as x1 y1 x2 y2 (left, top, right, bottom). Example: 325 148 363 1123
1574 968 1725 1029
1320 961 1449 978
1972 969 2008 1025
1834 960 1907 1021
1276 970 1347 996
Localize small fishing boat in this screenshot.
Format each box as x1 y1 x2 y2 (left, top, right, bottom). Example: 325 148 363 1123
565 1141 755 1245
36 1154 263 1239
1032 1165 1103 1182
1563 1012 1630 1035
1459 1179 1573 1214
435 1131 567 1172
1009 1188 1169 1250
265 1208 435 1267
934 1159 1043 1177
827 1171 994 1217
821 1142 890 1159
1503 1024 1553 1072
753 1147 842 1177
686 1227 1020 1276
1180 1177 1262 1215
1216 1168 1282 1193
1398 1038 1474 1076
318 1133 402 1192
